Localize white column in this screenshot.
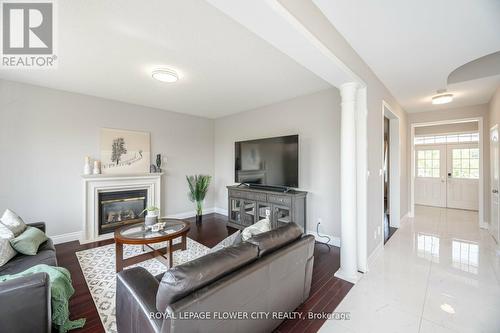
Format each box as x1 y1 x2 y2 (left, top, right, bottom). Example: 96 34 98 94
335 82 362 283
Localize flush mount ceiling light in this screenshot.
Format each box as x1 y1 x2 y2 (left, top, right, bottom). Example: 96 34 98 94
440 303 455 314
152 68 179 83
432 89 454 105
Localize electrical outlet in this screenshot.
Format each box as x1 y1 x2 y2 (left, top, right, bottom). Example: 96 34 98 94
318 218 322 225
377 226 381 235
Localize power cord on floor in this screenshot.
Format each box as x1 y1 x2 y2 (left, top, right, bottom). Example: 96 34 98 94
316 221 331 250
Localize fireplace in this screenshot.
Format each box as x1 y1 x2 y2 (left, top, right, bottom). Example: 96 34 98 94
98 189 147 235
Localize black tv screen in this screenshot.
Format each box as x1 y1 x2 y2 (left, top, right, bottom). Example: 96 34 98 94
235 135 299 188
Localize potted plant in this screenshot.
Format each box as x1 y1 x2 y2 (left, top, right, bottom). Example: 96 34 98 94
140 206 159 226
186 175 212 223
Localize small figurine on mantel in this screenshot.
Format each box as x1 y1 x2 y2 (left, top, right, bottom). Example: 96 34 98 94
93 160 101 175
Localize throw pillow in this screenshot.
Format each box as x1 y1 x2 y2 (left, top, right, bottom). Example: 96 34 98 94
10 226 48 256
0 209 27 237
208 230 241 253
242 218 271 241
0 223 17 266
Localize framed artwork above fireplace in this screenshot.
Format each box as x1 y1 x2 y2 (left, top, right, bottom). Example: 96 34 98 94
100 128 150 174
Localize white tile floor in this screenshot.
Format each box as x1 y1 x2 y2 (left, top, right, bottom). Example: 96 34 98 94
319 205 500 333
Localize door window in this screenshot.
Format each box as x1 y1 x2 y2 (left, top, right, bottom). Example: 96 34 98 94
417 150 440 178
451 148 479 179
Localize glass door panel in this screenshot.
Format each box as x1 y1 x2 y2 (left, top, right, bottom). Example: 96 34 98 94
230 198 242 223
274 205 291 228
241 201 256 226
257 203 271 221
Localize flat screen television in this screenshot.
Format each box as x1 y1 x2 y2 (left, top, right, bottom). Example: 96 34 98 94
234 135 299 188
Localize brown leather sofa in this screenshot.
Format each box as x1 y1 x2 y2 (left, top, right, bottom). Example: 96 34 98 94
116 222 315 333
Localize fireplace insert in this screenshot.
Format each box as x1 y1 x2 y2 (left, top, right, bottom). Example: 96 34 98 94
98 189 148 235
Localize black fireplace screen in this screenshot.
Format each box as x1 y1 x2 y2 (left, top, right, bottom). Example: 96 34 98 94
98 189 147 234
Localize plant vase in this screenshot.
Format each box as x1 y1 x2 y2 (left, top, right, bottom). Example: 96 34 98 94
145 213 158 226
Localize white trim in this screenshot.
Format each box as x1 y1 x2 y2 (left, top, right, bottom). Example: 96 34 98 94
382 101 401 233
410 117 485 227
54 207 227 245
356 86 368 273
50 231 82 245
367 242 384 271
81 173 163 243
166 207 216 219
480 222 489 229
306 230 341 247
214 207 228 216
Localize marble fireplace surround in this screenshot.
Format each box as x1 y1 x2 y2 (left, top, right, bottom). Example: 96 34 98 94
81 173 163 243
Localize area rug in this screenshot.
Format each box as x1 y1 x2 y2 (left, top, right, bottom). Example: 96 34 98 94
76 238 210 333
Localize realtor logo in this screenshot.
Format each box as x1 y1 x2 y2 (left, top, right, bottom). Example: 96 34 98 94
1 0 57 68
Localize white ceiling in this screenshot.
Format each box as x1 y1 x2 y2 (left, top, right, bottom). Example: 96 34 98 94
0 0 330 119
313 0 500 112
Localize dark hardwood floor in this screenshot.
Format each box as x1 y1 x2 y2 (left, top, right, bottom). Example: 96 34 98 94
56 213 352 333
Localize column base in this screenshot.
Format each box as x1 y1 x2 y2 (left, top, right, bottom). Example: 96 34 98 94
334 268 362 284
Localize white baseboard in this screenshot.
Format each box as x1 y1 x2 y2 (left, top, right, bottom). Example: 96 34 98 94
306 230 340 247
367 242 384 271
166 207 217 219
50 231 82 245
55 207 226 245
214 207 228 216
480 221 489 229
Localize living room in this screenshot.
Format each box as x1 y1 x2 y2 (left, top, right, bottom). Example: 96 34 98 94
1 1 499 333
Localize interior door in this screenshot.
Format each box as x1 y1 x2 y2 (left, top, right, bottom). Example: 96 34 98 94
446 144 479 210
490 127 499 243
414 145 447 207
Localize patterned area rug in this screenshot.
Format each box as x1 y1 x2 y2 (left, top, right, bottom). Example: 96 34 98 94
76 238 210 333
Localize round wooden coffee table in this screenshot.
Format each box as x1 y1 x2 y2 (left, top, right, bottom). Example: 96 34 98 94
114 218 190 272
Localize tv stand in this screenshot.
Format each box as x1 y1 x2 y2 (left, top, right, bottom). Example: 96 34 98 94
238 183 292 193
227 185 307 231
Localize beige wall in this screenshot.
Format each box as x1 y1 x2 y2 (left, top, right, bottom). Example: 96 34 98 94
279 0 409 256
213 89 341 238
408 104 489 223
415 122 478 135
0 79 215 237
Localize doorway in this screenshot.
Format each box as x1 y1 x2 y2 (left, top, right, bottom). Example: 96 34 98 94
411 120 483 222
382 101 400 244
414 141 479 210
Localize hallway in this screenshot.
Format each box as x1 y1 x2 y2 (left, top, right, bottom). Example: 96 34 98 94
320 206 500 333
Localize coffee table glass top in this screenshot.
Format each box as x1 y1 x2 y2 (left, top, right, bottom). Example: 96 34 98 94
118 218 188 240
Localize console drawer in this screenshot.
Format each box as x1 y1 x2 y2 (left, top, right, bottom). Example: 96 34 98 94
267 195 291 206
229 190 266 202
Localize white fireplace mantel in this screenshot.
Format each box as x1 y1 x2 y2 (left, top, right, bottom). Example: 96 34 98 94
81 173 163 243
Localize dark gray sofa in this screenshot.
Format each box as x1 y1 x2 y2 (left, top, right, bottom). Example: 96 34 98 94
0 222 57 333
116 222 315 333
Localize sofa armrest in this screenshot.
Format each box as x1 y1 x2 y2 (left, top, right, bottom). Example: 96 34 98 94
27 222 46 233
0 272 51 333
116 267 163 333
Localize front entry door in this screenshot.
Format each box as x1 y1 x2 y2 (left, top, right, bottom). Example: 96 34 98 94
446 144 479 210
415 145 447 207
490 126 499 243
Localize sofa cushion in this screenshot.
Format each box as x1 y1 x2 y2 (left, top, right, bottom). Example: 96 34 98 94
209 230 241 253
246 222 303 257
0 239 57 275
10 226 49 255
242 217 271 241
0 209 27 237
156 242 258 311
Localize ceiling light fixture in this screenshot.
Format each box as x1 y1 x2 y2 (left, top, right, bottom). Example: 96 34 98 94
152 68 179 83
440 303 455 314
432 89 453 105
